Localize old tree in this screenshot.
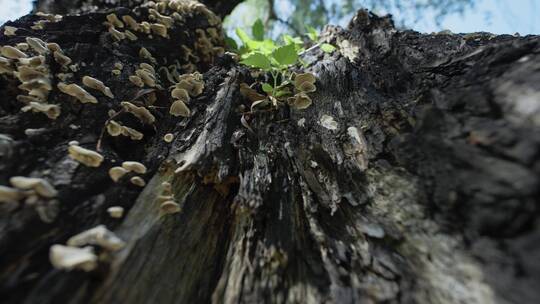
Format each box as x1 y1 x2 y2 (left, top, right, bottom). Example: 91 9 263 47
1 0 539 303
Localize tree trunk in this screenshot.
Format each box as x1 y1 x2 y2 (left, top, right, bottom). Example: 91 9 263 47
1 2 539 304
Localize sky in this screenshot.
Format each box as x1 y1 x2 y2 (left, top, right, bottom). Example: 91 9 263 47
1 0 540 35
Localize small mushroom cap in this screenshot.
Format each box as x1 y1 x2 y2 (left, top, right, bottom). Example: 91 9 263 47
108 166 129 182
68 145 104 167
163 133 174 143
130 176 146 187
107 206 124 218
169 99 191 117
288 93 313 110
49 245 98 272
294 73 316 88
297 81 316 93
121 161 147 174
9 176 58 198
67 225 126 251
160 200 181 214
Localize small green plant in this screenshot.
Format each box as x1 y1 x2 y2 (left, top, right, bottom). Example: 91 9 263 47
226 20 336 111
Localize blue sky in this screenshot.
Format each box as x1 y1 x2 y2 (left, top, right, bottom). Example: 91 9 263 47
1 0 539 35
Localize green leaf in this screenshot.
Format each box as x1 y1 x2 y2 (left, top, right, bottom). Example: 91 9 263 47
283 34 303 46
236 28 252 45
275 88 292 98
240 52 272 70
224 36 238 51
262 83 273 93
252 19 264 41
307 26 318 41
272 44 298 66
321 43 336 53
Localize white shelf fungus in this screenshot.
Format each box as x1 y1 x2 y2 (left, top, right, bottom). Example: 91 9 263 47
67 225 126 251
49 245 98 272
68 144 104 167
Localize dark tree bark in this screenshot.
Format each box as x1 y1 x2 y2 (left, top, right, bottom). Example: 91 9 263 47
1 1 539 304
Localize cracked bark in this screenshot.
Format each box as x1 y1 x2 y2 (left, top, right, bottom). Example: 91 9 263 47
1 2 539 304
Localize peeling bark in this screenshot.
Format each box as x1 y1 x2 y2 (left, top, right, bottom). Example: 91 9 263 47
1 2 539 304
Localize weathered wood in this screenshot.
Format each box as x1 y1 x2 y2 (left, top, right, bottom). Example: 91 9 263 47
1 2 539 304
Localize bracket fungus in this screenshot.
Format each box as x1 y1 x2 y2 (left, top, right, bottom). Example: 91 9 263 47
121 125 144 140
68 144 104 167
1 46 28 59
82 76 114 98
129 75 144 87
125 30 138 41
49 245 98 272
106 120 144 140
160 200 181 214
150 23 168 38
120 101 156 124
148 8 174 28
16 43 29 51
67 225 126 251
26 37 49 55
9 176 58 198
46 42 62 52
109 26 126 41
170 99 191 117
140 63 155 73
0 185 25 204
107 206 124 218
288 92 312 110
57 82 98 104
135 69 156 87
4 26 17 36
108 166 129 182
106 13 124 28
122 161 147 174
139 47 157 63
176 72 204 97
21 102 61 119
106 120 123 136
171 88 190 101
122 15 140 31
130 176 146 187
53 51 72 66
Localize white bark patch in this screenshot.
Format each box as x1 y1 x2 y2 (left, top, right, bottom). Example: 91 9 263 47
319 115 339 131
